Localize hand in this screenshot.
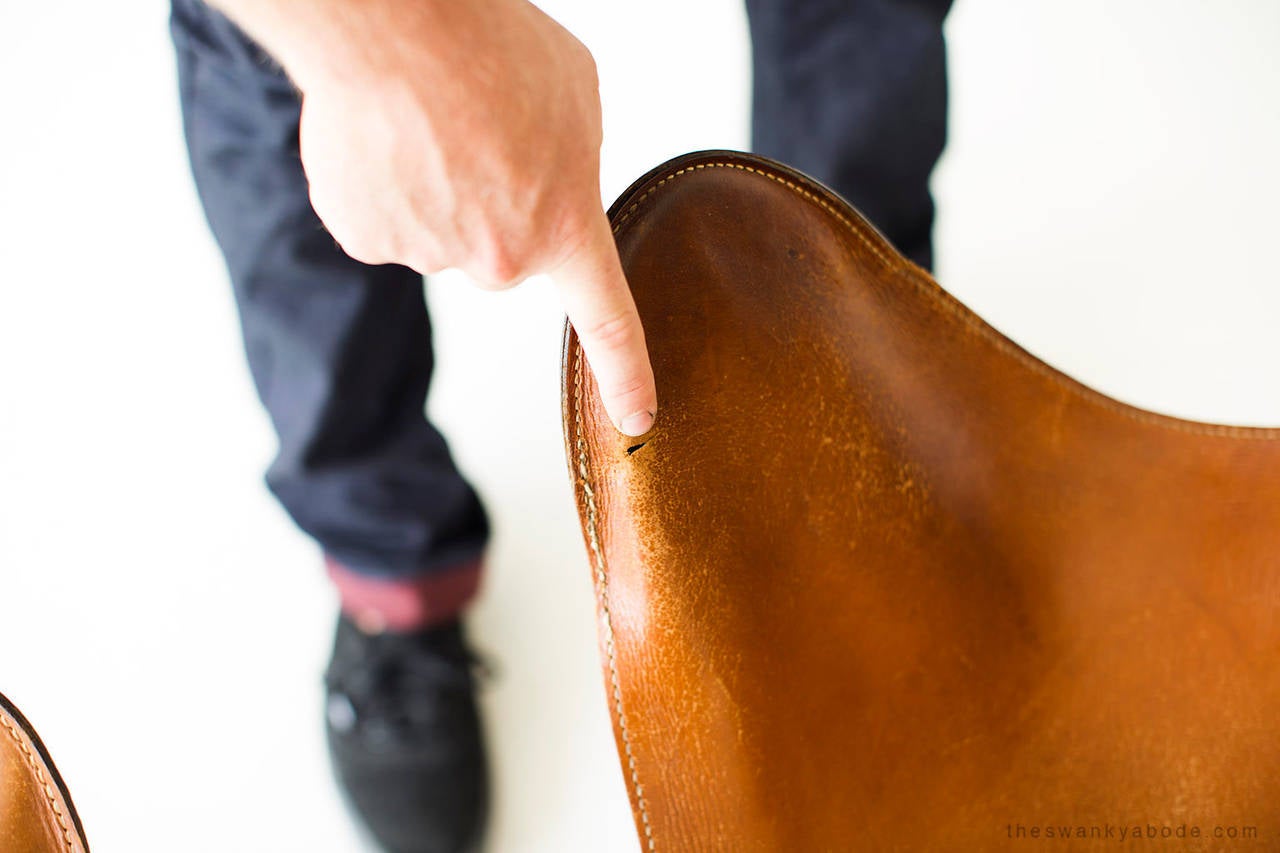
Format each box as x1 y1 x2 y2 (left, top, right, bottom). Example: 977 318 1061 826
217 0 656 435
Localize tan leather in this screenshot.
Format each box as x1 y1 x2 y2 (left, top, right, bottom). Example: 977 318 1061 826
563 151 1280 851
1 693 89 853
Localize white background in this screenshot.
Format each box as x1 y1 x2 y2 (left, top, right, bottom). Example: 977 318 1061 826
2 1 1279 851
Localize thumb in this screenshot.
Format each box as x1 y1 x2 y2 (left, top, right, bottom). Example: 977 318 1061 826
551 211 657 437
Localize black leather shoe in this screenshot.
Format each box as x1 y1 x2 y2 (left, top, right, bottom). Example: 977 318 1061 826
324 615 488 853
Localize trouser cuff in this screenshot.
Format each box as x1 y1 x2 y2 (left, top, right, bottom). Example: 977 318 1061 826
325 556 483 633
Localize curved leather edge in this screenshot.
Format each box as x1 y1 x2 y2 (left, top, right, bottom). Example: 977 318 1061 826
0 691 90 853
567 149 1279 442
559 149 1280 846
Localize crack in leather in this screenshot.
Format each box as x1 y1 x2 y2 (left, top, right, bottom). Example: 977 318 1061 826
562 150 1280 852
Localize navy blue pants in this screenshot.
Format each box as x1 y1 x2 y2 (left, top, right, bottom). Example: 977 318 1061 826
169 0 951 606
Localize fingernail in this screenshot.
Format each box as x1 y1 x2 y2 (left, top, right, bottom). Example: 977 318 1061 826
620 410 655 437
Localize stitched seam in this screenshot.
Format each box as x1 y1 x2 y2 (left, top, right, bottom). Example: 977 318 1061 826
611 161 895 269
1 713 75 850
577 156 1280 848
573 345 656 850
610 160 1280 441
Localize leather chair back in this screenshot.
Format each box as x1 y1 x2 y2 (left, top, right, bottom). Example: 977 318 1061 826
563 151 1280 851
1 692 89 852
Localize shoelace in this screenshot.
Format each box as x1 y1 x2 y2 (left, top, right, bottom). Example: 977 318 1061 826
326 627 492 732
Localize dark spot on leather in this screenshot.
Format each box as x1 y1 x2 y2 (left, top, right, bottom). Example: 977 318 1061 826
626 442 648 456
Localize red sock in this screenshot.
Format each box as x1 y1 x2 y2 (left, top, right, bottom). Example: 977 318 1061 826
326 556 483 634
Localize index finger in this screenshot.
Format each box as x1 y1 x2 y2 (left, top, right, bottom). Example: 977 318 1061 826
551 210 657 437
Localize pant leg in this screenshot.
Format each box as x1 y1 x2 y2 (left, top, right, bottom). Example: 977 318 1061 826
169 0 488 610
744 0 954 270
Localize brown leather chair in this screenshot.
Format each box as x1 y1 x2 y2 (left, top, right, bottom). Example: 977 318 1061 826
1 692 89 853
563 151 1280 851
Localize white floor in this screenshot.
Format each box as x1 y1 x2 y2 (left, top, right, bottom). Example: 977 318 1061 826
2 1 1279 851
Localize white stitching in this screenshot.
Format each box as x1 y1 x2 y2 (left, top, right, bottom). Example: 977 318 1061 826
573 344 657 850
610 159 1280 440
1 713 76 850
571 155 1280 851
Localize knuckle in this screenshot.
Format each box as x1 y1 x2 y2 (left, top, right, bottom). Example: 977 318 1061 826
334 235 388 266
581 310 637 350
490 238 530 283
470 273 515 292
471 243 526 291
601 372 651 404
402 253 438 276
